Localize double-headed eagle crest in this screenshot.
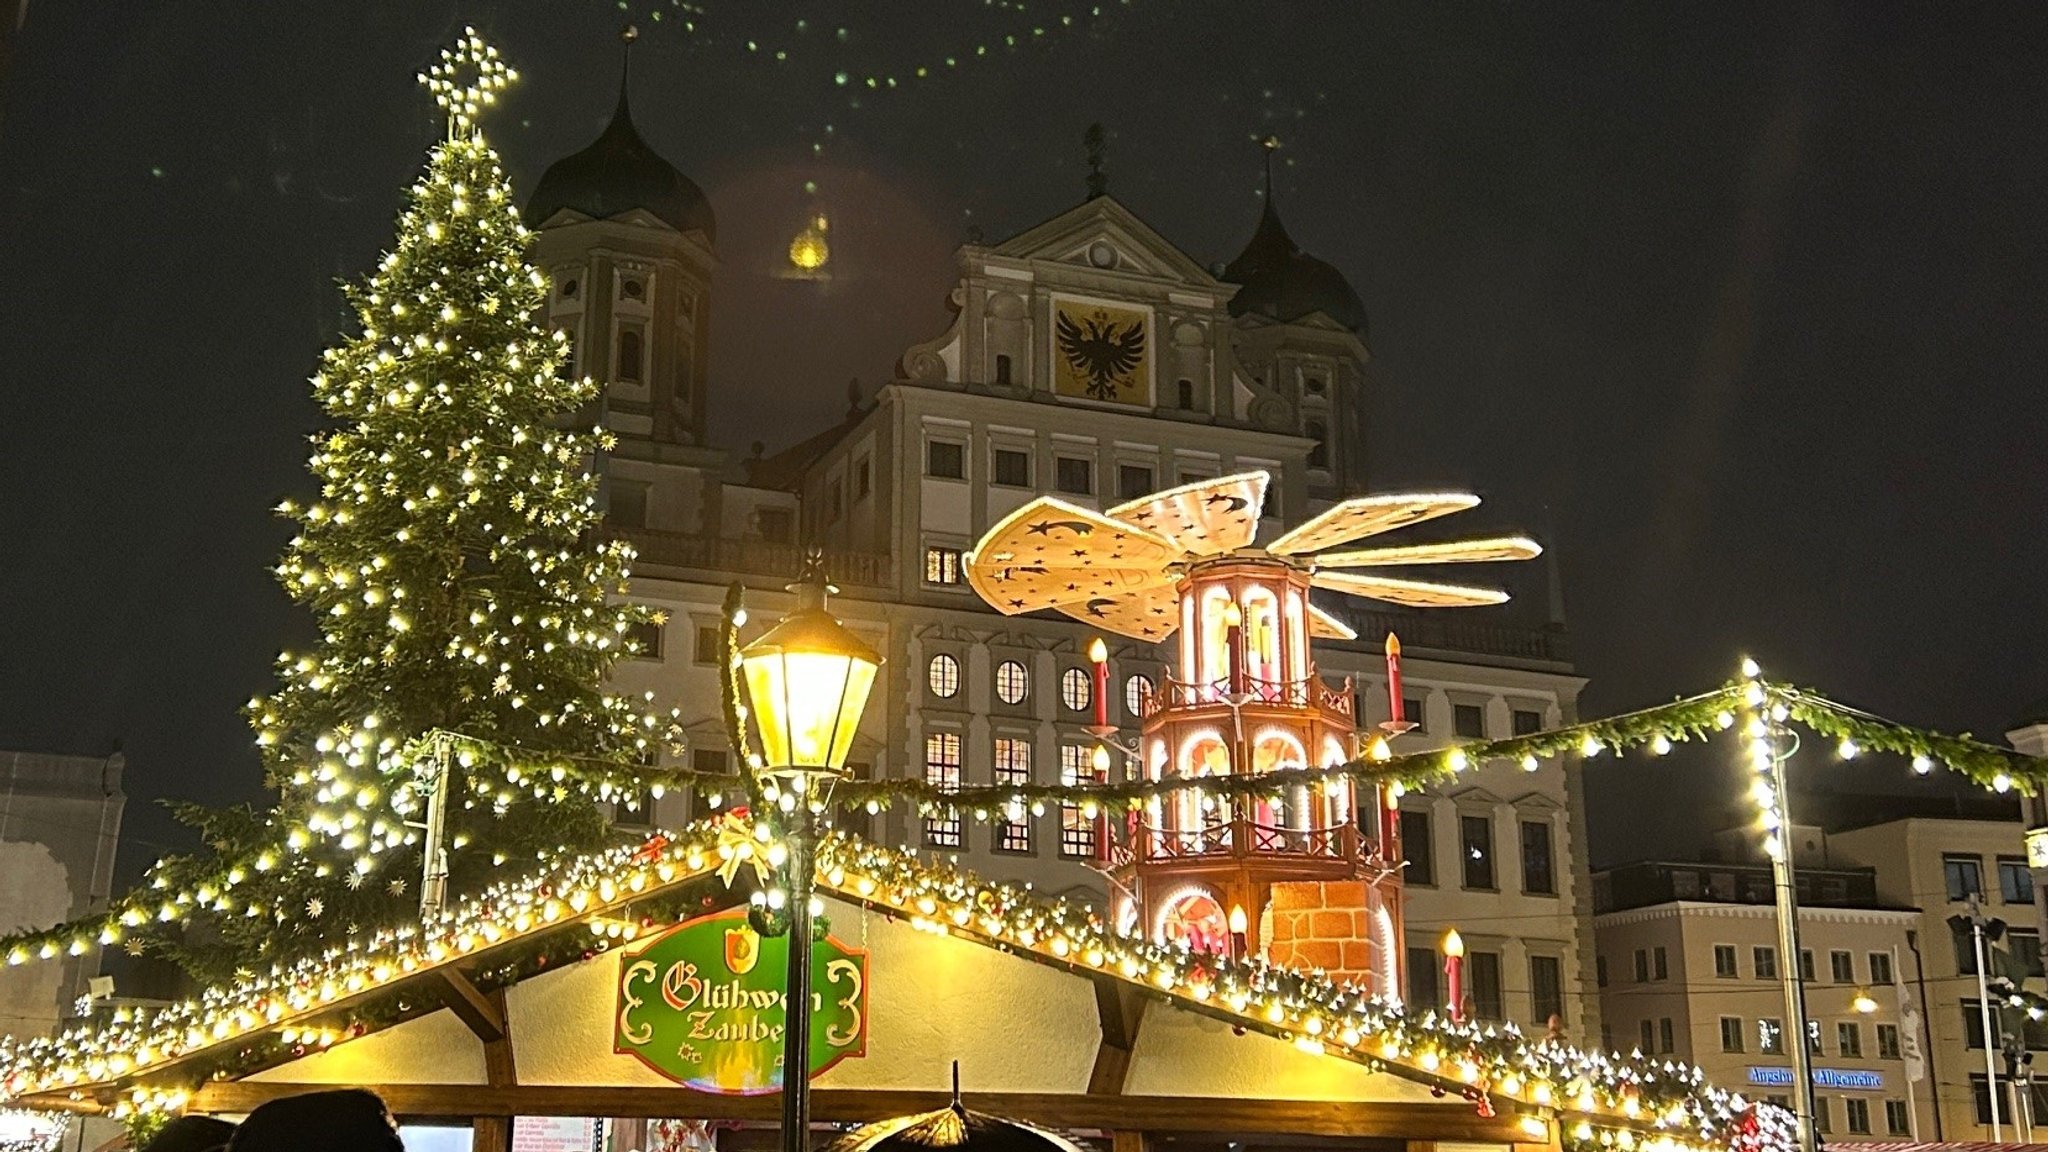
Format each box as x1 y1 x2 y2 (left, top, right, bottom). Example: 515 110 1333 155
1055 309 1146 400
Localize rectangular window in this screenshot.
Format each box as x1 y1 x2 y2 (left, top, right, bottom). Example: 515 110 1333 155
1596 955 1608 987
1954 920 1982 974
691 748 727 777
854 456 871 500
1720 1016 1745 1053
1877 1022 1901 1059
1799 949 1815 982
1658 1017 1674 1054
1884 1099 1910 1136
923 732 962 847
1869 950 1894 985
927 439 965 479
1714 945 1738 978
627 618 663 660
1812 1097 1831 1135
1831 950 1855 983
1511 708 1544 736
992 448 1031 487
1118 464 1155 499
1403 698 1425 732
2011 928 2045 977
924 546 965 586
694 625 720 665
1469 951 1503 1021
1634 949 1649 983
1054 455 1094 495
1654 946 1669 980
1844 1098 1869 1136
1453 703 1485 738
1407 946 1439 1010
1460 815 1495 890
1401 809 1434 885
608 479 649 527
2001 856 2035 904
1530 955 1563 1025
993 738 1033 853
1059 745 1098 859
1838 1021 1862 1057
1807 1019 1823 1054
1639 1019 1655 1053
1520 820 1555 895
757 507 794 543
1758 1018 1784 1055
1972 1074 1994 1124
1259 485 1280 520
1945 853 1984 901
1963 1000 1989 1049
1753 945 1778 979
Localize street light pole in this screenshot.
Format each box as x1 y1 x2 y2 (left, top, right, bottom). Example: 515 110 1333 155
1764 737 1820 1152
779 799 819 1152
1961 898 2004 1139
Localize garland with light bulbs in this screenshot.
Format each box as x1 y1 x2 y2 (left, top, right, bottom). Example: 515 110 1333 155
0 819 1790 1152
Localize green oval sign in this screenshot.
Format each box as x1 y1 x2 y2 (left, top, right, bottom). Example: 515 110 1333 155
614 908 868 1094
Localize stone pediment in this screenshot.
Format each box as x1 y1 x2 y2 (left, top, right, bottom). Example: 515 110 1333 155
987 196 1222 291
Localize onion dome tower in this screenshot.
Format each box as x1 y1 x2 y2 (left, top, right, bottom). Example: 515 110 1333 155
526 27 716 451
1221 140 1370 499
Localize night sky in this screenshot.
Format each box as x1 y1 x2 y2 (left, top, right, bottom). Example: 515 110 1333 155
2 3 2045 879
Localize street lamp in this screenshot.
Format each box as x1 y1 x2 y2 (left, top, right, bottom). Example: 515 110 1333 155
738 564 881 1152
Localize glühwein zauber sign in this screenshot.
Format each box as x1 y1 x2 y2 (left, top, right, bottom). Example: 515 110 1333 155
614 908 868 1094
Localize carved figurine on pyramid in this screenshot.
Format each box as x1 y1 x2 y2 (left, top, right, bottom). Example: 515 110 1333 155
965 470 1538 997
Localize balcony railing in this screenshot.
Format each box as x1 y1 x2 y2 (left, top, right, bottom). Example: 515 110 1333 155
1138 810 1355 864
1143 672 1355 721
615 528 894 588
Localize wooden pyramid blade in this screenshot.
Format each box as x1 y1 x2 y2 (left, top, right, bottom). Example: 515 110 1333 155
1310 571 1510 609
1106 471 1268 557
1312 536 1543 568
1267 493 1482 556
1054 581 1182 642
968 561 1177 616
969 495 1180 572
1306 601 1358 640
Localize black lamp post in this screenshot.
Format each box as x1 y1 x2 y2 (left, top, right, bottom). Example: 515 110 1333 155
739 565 881 1152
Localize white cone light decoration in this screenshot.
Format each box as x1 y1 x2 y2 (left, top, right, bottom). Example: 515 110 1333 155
740 571 881 778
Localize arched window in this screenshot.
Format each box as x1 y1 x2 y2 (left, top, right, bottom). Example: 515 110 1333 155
1124 674 1154 720
1157 888 1229 953
1059 667 1092 712
928 653 961 698
995 659 1029 705
617 329 644 383
1305 419 1328 469
995 353 1013 385
1176 378 1195 409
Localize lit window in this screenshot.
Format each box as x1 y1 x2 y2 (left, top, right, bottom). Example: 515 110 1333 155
1060 667 1092 713
994 737 1032 853
1059 745 1097 858
924 547 964 585
995 660 1029 705
928 653 961 698
1124 674 1154 720
923 732 962 847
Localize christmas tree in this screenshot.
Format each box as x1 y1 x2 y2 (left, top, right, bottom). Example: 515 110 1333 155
167 34 665 978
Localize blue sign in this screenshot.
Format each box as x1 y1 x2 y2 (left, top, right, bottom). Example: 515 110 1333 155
1746 1066 1884 1091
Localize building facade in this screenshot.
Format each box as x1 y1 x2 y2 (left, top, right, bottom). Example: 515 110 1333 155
0 749 125 1038
522 66 1596 1038
1594 859 1925 1142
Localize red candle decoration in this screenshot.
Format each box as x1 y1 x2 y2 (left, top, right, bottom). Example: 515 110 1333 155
1091 744 1113 862
1384 632 1406 726
1223 600 1245 695
1088 637 1110 730
1442 928 1466 1022
1379 782 1401 862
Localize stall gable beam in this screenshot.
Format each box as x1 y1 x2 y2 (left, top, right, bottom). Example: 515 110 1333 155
189 1085 1526 1142
436 968 508 1045
1088 977 1146 1095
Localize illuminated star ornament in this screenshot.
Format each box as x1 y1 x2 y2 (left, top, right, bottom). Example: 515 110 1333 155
419 27 518 136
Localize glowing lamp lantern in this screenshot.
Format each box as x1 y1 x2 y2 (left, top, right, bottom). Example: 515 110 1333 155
1088 637 1111 731
739 571 881 782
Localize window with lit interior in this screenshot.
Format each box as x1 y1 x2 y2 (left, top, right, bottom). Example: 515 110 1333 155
928 653 961 698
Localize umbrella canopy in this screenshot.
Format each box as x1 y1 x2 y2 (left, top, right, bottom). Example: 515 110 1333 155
825 1067 1092 1152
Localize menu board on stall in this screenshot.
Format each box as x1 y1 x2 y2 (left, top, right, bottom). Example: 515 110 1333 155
512 1116 604 1152
615 908 868 1094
